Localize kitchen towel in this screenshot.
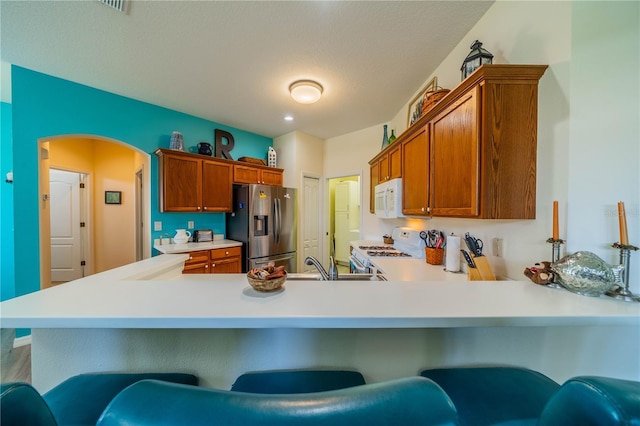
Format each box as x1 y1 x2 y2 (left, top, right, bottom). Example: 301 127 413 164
445 235 461 272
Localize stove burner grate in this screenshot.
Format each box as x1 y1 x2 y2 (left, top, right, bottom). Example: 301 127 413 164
365 250 411 257
359 245 392 250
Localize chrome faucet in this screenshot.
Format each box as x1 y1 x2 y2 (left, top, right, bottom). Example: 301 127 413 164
159 232 173 245
304 256 339 281
328 256 339 280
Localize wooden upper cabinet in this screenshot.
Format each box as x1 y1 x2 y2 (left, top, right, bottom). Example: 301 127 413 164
157 151 203 212
233 164 283 186
156 149 233 213
157 149 284 213
429 87 480 217
401 126 429 216
202 159 233 212
259 168 283 186
369 162 380 213
368 143 401 213
369 64 547 219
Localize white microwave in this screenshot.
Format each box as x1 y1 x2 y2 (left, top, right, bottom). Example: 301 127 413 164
374 178 403 219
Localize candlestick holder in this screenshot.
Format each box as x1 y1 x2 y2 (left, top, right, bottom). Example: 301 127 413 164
606 242 640 302
545 237 565 288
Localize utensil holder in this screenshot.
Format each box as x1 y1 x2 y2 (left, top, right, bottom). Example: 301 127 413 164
467 255 496 281
426 248 444 265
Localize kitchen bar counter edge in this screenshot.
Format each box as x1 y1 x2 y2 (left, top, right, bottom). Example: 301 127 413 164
1 254 638 329
154 239 242 254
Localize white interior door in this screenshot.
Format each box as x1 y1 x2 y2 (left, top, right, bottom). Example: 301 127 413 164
302 176 320 273
50 169 83 282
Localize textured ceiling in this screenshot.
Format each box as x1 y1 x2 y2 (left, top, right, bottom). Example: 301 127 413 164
1 0 493 139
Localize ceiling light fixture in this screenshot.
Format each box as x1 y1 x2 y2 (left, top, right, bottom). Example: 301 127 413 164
284 115 294 121
289 80 323 104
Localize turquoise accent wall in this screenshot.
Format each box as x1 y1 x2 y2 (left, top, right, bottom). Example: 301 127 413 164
11 65 272 299
1 102 15 301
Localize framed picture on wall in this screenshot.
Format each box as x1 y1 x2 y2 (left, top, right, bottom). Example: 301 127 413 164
105 191 122 205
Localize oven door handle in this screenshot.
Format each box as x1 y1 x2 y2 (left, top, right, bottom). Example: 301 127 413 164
349 255 367 273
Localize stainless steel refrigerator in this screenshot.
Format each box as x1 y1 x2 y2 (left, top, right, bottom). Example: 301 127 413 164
227 185 297 273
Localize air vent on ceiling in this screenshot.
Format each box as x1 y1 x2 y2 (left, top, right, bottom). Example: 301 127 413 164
97 0 128 13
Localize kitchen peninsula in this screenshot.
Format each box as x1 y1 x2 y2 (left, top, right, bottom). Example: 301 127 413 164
1 254 638 393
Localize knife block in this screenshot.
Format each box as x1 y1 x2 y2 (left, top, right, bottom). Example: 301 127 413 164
468 255 496 281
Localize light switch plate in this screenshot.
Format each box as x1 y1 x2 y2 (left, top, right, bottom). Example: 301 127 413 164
154 221 162 231
188 221 194 229
493 238 504 257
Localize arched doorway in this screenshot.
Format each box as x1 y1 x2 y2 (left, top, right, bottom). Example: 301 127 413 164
38 135 151 288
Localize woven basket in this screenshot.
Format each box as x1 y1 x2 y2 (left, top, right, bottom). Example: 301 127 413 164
421 89 450 116
247 273 286 292
238 156 267 166
425 248 444 265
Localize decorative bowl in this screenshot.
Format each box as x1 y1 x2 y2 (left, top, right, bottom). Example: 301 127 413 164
247 273 286 292
551 251 615 297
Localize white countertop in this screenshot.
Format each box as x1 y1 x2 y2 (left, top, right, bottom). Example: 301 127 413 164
154 239 242 254
1 254 638 330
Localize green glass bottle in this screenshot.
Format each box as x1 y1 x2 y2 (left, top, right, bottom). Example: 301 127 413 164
388 129 396 144
381 125 389 150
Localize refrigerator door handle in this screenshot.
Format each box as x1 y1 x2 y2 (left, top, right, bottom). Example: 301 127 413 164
274 198 281 243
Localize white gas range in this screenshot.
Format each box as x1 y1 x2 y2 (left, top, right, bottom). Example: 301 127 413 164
350 227 424 273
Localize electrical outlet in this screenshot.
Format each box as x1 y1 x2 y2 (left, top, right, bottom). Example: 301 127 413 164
493 238 504 257
188 221 194 229
154 221 162 231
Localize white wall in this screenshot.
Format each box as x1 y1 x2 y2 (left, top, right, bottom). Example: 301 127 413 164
326 1 640 291
274 131 325 269
567 2 639 274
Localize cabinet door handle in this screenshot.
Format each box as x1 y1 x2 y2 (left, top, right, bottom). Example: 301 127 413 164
189 256 193 260
421 207 425 212
203 206 208 211
205 264 208 268
225 251 229 255
211 263 215 267
197 206 201 211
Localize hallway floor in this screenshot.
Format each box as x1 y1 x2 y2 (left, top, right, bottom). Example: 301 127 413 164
1 328 31 383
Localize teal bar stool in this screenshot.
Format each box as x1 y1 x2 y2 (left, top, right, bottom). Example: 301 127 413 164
230 369 366 394
538 376 640 425
97 377 460 425
42 372 198 426
1 382 58 426
420 366 560 426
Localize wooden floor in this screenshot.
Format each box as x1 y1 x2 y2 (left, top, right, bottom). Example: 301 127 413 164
1 328 32 383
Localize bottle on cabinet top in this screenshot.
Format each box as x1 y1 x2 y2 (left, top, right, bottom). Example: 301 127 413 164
381 125 389 150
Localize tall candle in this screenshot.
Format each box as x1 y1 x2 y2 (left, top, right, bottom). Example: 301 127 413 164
552 201 559 240
618 201 629 245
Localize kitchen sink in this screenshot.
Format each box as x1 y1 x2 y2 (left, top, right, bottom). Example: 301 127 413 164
286 273 387 281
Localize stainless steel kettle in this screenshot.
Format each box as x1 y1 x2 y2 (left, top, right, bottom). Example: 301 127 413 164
197 142 212 156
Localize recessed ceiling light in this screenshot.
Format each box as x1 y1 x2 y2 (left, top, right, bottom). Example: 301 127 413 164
284 115 294 121
289 80 323 104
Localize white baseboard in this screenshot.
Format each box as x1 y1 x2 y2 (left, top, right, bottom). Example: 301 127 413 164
14 335 32 348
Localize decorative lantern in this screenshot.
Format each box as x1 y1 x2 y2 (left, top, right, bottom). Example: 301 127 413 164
461 40 493 80
169 131 184 151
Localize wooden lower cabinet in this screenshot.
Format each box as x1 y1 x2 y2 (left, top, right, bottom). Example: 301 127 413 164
182 250 211 274
181 247 242 274
210 247 242 273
